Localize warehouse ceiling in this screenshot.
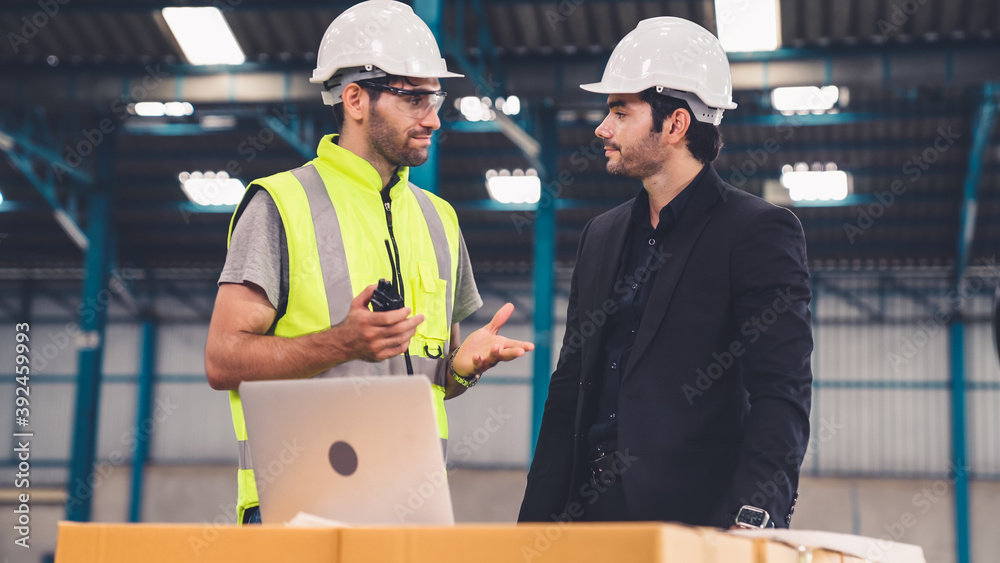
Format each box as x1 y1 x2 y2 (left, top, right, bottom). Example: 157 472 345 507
1 0 999 276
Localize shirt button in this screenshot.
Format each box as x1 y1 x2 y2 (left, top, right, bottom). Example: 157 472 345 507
611 362 617 370
648 238 655 246
631 283 638 290
610 412 616 420
631 327 636 334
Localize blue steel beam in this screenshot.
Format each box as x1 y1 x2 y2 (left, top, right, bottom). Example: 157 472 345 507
950 82 996 563
0 127 94 186
0 111 93 248
0 141 90 250
260 113 314 162
530 104 558 454
129 317 158 522
949 322 970 563
469 0 504 87
955 83 998 282
410 0 443 194
66 132 116 522
438 0 543 173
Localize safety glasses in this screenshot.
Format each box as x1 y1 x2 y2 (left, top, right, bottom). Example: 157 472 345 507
360 82 448 118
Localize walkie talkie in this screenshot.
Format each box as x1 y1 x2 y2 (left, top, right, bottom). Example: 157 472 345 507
370 278 404 312
368 278 413 375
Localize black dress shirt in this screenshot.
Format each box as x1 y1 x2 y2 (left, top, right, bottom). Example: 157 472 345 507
585 166 707 459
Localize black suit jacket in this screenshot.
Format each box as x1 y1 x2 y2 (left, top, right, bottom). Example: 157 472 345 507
518 166 813 528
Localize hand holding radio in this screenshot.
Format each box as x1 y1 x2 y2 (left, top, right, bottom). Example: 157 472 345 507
331 283 422 363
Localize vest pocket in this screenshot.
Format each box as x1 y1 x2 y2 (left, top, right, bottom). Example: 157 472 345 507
412 261 449 358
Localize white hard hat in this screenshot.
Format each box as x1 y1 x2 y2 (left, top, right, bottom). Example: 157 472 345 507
311 0 463 106
581 17 737 126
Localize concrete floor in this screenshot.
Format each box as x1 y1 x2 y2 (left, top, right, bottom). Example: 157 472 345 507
2 467 998 563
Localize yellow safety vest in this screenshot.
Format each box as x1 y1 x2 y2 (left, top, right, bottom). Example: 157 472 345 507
225 134 461 524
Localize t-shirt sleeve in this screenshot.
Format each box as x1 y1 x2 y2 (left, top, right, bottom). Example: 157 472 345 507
217 188 288 312
451 230 483 324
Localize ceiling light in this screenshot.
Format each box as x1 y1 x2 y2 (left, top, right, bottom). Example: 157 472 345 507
493 96 521 116
179 171 245 206
771 86 840 112
164 102 194 116
133 102 166 117
714 0 781 52
162 7 246 65
485 169 541 204
460 96 495 122
497 95 520 116
131 101 195 117
781 163 851 203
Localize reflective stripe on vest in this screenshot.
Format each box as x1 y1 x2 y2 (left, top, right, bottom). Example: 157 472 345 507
226 163 459 523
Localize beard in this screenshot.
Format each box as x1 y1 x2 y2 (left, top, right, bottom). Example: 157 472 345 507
367 103 431 168
605 130 663 179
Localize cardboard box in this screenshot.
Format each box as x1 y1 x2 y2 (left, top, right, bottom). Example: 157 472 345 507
56 521 905 563
55 522 340 563
55 521 753 563
341 523 714 562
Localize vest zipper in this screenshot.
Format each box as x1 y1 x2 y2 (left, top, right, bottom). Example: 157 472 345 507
382 188 413 375
382 191 405 300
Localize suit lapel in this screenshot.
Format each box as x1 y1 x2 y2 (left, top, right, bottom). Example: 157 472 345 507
623 167 726 381
579 204 630 378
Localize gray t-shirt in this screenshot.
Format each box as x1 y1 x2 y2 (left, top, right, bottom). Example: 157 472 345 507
219 188 483 329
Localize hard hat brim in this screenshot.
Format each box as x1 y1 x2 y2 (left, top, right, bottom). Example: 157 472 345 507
579 82 628 94
580 81 738 111
409 70 465 79
310 69 464 84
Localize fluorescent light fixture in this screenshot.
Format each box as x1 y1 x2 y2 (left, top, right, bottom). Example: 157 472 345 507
0 189 4 206
133 102 165 117
162 7 245 65
179 171 245 206
485 169 541 204
714 0 781 52
459 95 522 121
164 102 194 116
495 95 521 116
131 101 195 117
459 96 495 122
772 86 840 112
780 163 852 202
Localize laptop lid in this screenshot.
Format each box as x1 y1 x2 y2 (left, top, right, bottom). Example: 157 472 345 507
239 376 454 525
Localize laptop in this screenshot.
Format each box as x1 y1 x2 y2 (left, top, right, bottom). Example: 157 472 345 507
239 375 455 525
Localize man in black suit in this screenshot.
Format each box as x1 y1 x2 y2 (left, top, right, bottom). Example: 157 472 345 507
518 17 813 529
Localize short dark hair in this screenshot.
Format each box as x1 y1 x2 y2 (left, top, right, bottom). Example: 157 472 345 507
332 73 412 132
638 88 723 165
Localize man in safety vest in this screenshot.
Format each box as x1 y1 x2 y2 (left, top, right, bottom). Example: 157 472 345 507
205 0 534 525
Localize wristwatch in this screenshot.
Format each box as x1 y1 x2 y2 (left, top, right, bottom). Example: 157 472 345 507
448 346 481 388
734 505 771 529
